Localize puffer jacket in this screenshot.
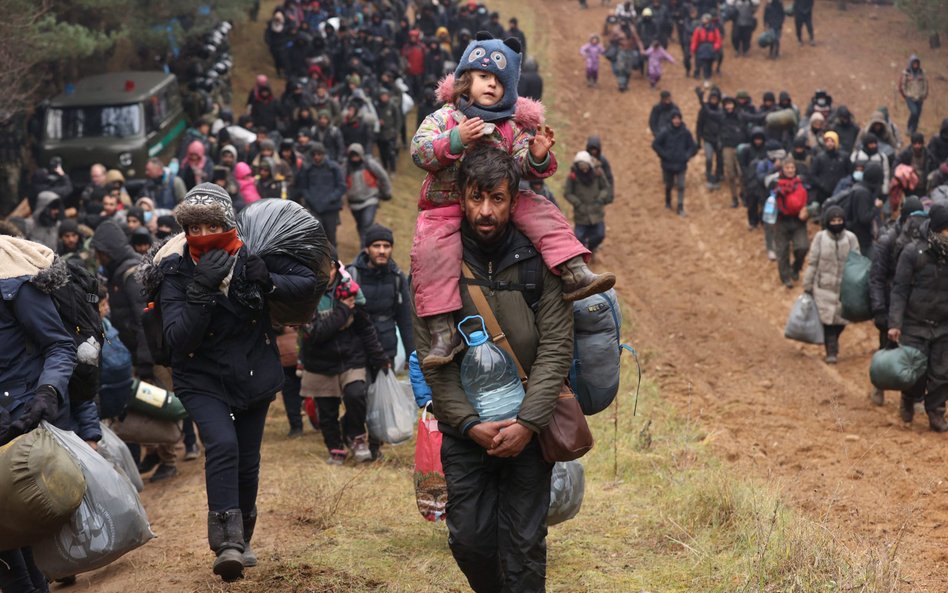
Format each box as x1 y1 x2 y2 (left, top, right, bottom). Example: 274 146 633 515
294 158 346 213
152 240 317 410
346 156 391 211
869 215 929 319
652 119 698 172
413 224 574 436
889 234 948 334
564 165 611 225
803 217 860 325
346 251 414 361
411 76 557 209
809 148 851 201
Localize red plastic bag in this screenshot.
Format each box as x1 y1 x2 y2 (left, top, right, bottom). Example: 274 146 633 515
413 409 446 522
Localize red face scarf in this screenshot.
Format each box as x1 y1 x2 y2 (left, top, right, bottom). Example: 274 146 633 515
186 229 243 263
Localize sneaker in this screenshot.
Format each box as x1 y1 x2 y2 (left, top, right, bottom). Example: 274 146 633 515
370 448 385 463
731 196 739 208
784 280 794 289
184 444 201 461
327 449 347 465
287 427 304 438
825 354 838 364
150 464 178 482
351 435 372 463
767 250 777 261
791 270 800 282
869 388 884 406
138 452 160 474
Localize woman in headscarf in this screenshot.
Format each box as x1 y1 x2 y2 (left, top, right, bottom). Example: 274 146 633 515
141 183 317 581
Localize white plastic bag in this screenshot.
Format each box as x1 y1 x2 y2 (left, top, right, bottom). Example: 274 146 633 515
32 423 155 580
97 422 145 493
366 370 416 444
548 461 585 526
784 293 824 344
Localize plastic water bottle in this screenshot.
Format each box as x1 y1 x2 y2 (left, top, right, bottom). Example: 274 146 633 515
458 316 525 422
762 193 778 224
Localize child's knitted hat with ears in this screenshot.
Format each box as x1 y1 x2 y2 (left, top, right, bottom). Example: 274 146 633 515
454 31 523 122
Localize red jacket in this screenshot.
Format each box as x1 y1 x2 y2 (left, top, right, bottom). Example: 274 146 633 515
690 25 722 54
401 42 426 76
775 175 808 216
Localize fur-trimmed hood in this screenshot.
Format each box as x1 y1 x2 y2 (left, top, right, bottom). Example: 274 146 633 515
436 74 546 130
0 235 69 299
137 233 186 299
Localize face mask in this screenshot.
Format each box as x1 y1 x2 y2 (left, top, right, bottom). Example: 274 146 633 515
828 223 845 235
853 171 864 182
144 211 153 223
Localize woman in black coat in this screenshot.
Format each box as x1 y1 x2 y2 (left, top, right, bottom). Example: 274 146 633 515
144 183 317 582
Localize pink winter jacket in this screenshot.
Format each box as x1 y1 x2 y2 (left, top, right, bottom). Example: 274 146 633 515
235 162 261 204
410 74 558 209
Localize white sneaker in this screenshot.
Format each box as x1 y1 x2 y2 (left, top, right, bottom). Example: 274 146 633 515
351 435 372 463
767 250 777 261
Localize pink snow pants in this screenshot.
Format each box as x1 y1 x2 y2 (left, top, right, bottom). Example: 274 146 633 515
411 189 590 317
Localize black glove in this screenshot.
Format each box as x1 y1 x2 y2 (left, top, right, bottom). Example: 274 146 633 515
10 385 60 437
192 249 234 292
245 254 273 292
874 313 888 332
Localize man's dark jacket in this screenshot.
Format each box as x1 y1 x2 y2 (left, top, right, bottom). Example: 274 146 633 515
347 252 415 361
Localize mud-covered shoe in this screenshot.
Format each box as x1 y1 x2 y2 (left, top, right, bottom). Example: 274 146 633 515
899 397 914 423
928 411 948 433
422 313 464 370
184 444 201 461
869 388 884 406
150 464 178 482
559 256 616 302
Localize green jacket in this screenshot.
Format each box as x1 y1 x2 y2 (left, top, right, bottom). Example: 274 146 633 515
412 226 574 436
564 168 611 225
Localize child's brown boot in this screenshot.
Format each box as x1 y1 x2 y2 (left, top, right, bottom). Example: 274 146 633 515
559 256 616 302
422 313 465 370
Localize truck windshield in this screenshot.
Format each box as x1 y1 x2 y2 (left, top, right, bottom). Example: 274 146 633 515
45 104 142 140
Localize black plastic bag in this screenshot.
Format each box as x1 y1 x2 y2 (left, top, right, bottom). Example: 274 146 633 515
237 200 332 324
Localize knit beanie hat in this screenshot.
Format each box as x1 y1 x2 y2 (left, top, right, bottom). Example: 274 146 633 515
454 32 523 122
900 195 924 222
930 204 948 234
58 219 80 238
363 224 395 247
823 130 839 146
173 183 237 232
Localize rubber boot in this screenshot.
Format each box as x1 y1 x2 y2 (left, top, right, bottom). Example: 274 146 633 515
421 313 464 370
559 256 616 302
242 508 257 568
208 510 245 582
928 408 948 433
899 394 914 423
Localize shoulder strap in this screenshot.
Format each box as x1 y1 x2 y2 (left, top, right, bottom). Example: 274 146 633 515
461 262 527 382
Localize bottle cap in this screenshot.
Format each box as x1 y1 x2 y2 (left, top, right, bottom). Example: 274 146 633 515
467 330 489 346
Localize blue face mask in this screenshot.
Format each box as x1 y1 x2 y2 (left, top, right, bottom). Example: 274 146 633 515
144 211 153 223
853 170 864 182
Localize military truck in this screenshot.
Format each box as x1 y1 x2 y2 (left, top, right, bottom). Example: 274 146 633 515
39 71 186 183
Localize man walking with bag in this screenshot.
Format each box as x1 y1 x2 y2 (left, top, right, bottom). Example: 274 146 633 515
413 146 575 592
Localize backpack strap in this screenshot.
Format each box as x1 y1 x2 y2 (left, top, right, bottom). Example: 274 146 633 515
461 263 527 382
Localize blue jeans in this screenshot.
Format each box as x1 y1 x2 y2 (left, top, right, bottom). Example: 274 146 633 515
575 223 606 252
350 204 378 245
905 98 923 134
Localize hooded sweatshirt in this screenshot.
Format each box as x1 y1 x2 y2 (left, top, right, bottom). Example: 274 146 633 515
652 110 698 172
899 54 928 102
26 191 62 250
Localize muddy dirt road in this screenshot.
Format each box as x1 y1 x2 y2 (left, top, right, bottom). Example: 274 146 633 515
529 0 946 589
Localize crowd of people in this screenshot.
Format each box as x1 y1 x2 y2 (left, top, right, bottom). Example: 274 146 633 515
1 0 944 591
0 0 619 591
